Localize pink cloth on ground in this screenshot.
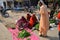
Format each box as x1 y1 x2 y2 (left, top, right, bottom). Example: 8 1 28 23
8 26 39 40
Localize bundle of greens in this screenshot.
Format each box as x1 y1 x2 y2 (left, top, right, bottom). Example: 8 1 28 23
49 19 56 23
27 38 31 40
34 23 39 30
18 30 31 38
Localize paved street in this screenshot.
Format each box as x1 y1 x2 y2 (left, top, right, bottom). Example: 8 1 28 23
33 27 59 40
0 23 12 40
0 11 59 40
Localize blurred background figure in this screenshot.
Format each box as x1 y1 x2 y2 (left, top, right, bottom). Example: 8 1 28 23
57 9 60 40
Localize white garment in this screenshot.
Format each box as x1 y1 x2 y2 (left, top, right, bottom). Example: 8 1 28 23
0 1 4 8
40 0 44 4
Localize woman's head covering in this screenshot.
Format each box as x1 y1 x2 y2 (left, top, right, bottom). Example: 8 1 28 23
26 14 31 21
21 16 27 22
40 0 44 5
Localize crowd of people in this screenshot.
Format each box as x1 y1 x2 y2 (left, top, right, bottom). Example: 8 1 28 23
16 0 60 40
0 0 60 40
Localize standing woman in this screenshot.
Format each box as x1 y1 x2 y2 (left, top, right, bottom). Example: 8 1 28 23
39 0 49 37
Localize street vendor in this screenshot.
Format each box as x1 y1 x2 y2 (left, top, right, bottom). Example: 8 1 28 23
16 16 30 30
29 14 38 28
39 0 49 37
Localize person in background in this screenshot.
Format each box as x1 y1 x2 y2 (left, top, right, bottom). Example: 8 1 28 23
36 1 41 21
57 9 60 40
39 0 49 37
37 1 40 10
50 9 55 19
29 6 34 14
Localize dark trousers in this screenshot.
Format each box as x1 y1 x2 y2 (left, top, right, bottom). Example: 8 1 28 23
59 31 60 40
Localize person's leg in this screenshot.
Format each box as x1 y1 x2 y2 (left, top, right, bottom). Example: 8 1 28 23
59 31 60 40
39 27 43 36
42 29 47 37
42 27 49 37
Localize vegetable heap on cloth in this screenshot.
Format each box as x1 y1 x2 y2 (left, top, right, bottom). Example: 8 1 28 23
18 30 31 38
49 19 56 23
8 27 40 40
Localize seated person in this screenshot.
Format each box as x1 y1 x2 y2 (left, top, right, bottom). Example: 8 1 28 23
16 16 30 30
29 14 38 28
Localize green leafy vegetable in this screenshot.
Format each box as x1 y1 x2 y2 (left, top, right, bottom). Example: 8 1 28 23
34 23 39 30
27 38 31 40
18 30 31 38
49 19 56 23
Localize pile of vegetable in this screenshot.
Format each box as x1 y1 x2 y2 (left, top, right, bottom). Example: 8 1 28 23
27 38 31 40
49 19 56 23
18 30 31 38
34 23 39 30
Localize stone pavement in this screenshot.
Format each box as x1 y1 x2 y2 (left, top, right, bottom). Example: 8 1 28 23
0 23 12 40
0 11 59 40
33 27 59 40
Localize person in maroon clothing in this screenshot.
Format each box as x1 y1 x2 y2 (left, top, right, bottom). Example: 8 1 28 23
16 16 30 30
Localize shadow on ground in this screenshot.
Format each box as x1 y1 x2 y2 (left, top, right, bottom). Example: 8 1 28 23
47 36 59 40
